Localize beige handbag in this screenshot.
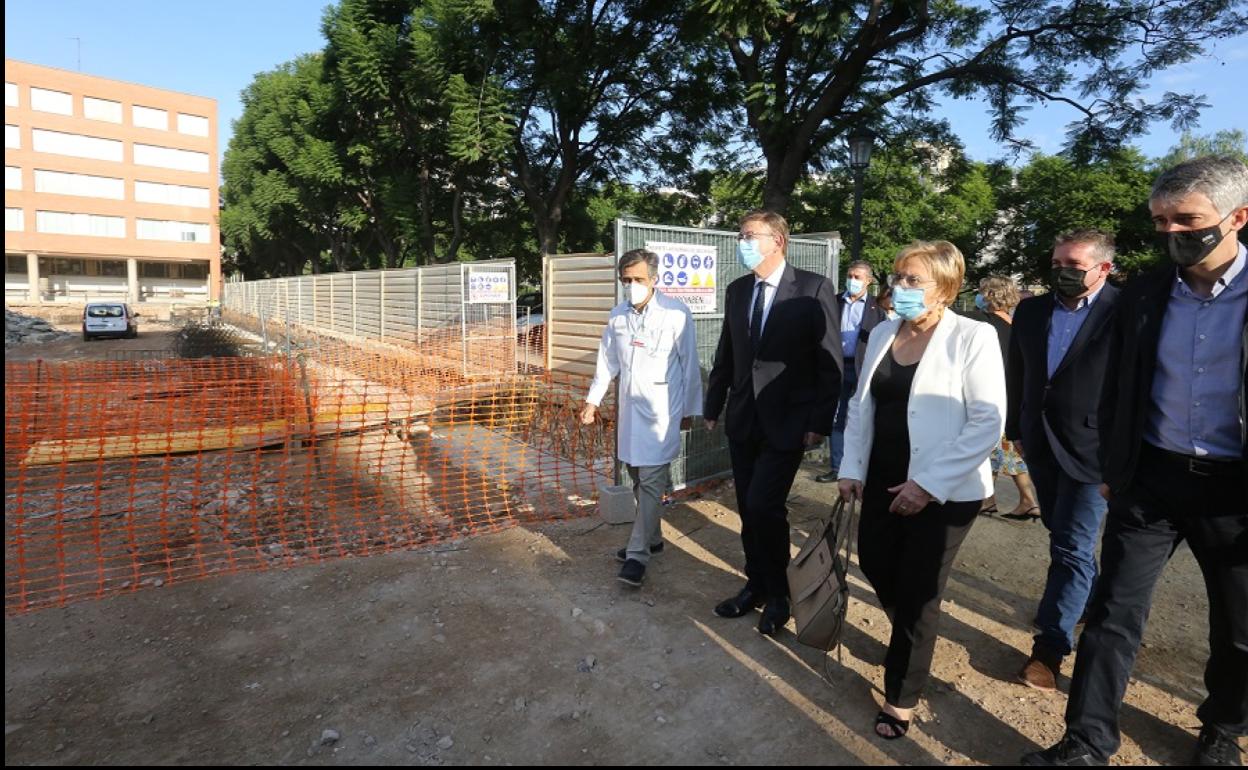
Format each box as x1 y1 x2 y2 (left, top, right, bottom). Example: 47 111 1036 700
787 498 856 654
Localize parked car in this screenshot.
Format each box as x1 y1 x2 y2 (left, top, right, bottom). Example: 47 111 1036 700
82 302 139 340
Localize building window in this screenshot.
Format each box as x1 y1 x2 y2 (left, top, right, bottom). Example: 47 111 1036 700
5 125 19 149
132 105 168 130
134 180 211 208
140 262 168 278
32 129 124 162
97 259 127 278
180 263 209 280
5 208 24 231
30 87 73 116
83 96 123 123
176 113 210 137
34 169 125 200
6 255 28 275
133 143 209 173
5 166 20 190
4 82 17 107
136 218 211 243
35 210 126 238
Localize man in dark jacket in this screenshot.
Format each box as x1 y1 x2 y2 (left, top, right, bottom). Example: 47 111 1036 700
1006 230 1120 692
1023 157 1248 767
704 209 842 636
816 260 887 483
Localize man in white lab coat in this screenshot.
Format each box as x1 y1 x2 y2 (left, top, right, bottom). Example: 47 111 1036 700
581 248 704 587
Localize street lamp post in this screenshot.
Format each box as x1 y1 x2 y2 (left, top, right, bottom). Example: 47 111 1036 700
847 128 876 270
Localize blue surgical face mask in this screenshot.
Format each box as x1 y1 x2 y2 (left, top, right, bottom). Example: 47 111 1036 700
846 278 864 296
974 293 988 312
737 239 764 270
892 286 929 321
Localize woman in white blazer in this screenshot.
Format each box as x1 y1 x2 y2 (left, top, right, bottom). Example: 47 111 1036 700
837 241 1006 741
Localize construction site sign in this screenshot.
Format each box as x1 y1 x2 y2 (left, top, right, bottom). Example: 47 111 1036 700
646 241 717 313
467 268 511 304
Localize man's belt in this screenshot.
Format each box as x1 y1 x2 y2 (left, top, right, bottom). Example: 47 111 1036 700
1144 443 1242 478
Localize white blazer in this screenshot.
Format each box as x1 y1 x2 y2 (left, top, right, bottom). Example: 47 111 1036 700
839 310 1006 503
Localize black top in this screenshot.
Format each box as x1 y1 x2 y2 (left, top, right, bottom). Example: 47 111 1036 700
868 346 919 489
980 312 1011 374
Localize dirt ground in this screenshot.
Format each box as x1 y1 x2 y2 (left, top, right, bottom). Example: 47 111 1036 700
3 330 1223 765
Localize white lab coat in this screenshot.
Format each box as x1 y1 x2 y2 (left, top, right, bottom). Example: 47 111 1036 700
839 311 1006 503
586 290 703 467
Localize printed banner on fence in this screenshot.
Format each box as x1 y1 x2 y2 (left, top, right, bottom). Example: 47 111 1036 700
646 242 717 313
467 268 511 304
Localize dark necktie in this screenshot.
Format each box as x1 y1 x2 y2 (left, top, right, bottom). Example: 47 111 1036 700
750 281 766 351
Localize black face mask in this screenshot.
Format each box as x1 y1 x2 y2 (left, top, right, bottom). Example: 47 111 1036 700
1155 215 1231 267
1051 266 1091 299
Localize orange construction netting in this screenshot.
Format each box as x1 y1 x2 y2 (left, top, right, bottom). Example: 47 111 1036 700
4 325 616 614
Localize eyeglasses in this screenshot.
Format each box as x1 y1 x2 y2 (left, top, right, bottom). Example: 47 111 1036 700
888 273 936 289
738 231 777 242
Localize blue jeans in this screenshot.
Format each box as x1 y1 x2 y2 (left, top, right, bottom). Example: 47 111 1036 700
1028 454 1109 658
827 359 858 472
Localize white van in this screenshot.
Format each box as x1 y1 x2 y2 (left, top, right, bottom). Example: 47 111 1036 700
82 302 139 341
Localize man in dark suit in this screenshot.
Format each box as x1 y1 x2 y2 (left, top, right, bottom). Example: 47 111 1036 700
1023 156 1248 766
816 260 888 483
1006 229 1120 692
704 209 843 636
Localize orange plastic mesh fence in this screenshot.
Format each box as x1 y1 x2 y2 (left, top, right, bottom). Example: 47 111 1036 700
5 341 616 614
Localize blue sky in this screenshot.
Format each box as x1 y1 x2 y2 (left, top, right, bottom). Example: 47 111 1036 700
6 0 1246 169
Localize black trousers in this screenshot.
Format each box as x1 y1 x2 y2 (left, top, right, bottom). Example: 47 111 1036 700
1066 444 1248 760
728 437 805 599
857 477 980 709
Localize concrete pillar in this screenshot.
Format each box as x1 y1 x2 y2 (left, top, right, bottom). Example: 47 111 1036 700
27 252 40 303
127 258 139 304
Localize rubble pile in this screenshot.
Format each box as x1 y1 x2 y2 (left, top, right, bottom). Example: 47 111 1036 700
5 308 73 346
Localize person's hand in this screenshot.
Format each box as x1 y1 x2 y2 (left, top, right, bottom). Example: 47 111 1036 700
1099 483 1111 501
838 479 863 503
680 416 693 431
803 432 825 448
580 403 597 426
887 480 934 516
704 418 717 432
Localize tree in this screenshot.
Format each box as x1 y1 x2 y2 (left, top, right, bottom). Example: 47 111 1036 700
221 55 361 277
993 150 1156 281
489 0 712 257
692 0 1247 215
1155 129 1248 169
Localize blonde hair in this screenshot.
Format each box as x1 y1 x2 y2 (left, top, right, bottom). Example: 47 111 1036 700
978 274 1020 312
739 209 790 247
893 240 964 307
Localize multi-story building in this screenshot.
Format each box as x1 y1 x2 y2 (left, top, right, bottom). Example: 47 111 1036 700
4 59 220 305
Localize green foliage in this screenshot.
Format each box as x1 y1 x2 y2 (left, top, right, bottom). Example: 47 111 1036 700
995 150 1157 281
1155 129 1248 170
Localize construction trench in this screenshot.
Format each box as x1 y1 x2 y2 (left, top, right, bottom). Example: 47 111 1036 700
4 316 615 614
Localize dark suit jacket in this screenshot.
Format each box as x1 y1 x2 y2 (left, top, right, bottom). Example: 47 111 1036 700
1005 284 1120 484
705 263 843 451
839 293 888 376
1098 268 1248 495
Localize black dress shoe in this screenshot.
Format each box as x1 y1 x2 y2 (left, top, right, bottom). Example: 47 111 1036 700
757 597 791 636
713 586 764 618
1194 726 1243 766
815 471 839 483
1020 735 1107 766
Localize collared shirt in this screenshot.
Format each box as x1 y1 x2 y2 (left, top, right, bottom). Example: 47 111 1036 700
748 261 786 336
1145 243 1247 459
840 291 867 358
1046 283 1107 378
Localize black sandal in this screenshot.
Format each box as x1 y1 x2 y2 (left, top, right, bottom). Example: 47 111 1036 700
978 504 999 517
1002 506 1040 521
874 710 910 740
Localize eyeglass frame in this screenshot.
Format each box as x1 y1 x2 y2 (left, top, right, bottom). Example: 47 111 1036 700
737 231 779 242
888 272 938 289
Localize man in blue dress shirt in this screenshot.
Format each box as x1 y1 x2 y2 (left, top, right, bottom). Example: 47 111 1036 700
1023 156 1248 766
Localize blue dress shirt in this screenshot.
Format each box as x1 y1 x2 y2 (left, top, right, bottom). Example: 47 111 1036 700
1047 284 1106 378
1145 243 1247 459
840 293 866 358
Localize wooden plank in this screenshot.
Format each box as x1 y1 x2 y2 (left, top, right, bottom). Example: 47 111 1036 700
22 404 398 466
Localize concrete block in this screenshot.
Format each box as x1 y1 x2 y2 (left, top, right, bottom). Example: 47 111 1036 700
598 484 635 524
